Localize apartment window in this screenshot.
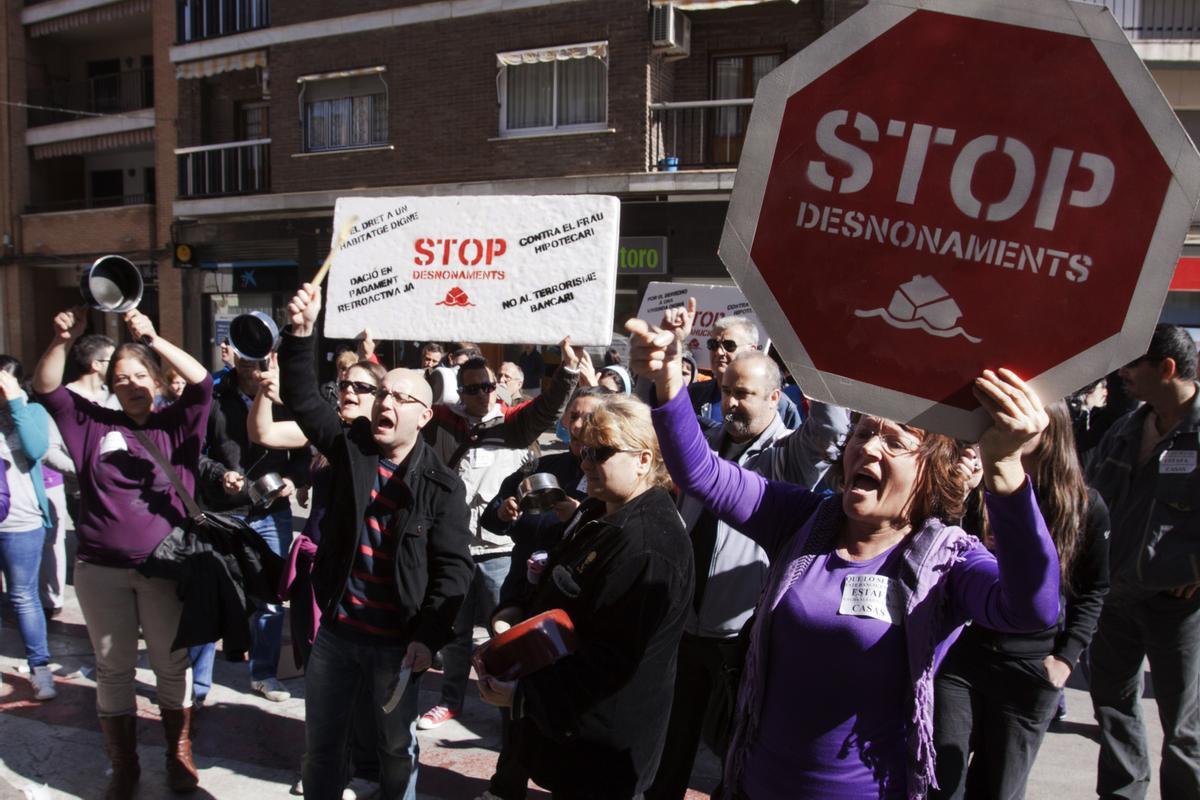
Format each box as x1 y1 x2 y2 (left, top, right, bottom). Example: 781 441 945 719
240 101 270 140
498 42 608 136
298 68 388 153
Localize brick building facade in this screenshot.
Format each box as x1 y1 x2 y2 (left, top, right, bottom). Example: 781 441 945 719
3 0 1199 367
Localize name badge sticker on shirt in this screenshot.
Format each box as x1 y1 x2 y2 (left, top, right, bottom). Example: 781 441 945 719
1159 449 1197 475
838 574 904 626
98 430 129 456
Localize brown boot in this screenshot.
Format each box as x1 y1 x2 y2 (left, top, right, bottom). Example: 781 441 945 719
160 707 200 793
98 714 140 800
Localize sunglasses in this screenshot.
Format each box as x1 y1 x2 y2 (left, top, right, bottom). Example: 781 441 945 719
706 338 739 353
460 382 497 396
579 445 640 464
374 388 429 408
338 380 377 396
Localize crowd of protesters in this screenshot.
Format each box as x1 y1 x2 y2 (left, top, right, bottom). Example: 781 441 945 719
1 284 1197 800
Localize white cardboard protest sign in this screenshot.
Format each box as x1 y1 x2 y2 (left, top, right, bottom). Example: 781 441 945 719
637 281 770 371
323 196 619 345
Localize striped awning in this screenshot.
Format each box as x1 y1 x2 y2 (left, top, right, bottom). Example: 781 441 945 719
497 42 608 67
28 0 150 38
32 127 153 160
176 50 267 80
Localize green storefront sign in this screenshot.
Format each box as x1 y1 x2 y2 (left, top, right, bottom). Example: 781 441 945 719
618 237 668 275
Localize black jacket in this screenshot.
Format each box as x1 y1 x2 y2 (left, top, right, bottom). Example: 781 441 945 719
138 512 282 654
953 487 1110 667
279 330 473 652
481 450 587 605
1087 386 1200 592
197 376 310 516
504 488 693 798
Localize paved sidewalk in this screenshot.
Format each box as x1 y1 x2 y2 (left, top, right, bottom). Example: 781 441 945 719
0 584 1160 799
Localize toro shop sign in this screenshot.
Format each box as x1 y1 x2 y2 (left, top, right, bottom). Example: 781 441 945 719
719 0 1200 439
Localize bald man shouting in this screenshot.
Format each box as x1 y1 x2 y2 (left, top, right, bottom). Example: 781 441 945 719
280 282 473 800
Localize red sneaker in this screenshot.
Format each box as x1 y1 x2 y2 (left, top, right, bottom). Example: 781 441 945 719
417 705 459 730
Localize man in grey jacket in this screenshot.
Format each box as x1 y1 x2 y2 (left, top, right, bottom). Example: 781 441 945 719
1087 324 1200 800
647 351 850 800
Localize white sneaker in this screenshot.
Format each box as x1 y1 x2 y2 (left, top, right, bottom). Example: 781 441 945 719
474 792 505 800
251 677 291 702
32 666 57 700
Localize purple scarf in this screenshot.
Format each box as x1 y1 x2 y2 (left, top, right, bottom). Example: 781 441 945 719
724 497 978 799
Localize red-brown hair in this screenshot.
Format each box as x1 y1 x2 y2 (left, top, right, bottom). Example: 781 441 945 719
830 416 966 529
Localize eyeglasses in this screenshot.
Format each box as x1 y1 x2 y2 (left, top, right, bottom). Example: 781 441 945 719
374 387 429 408
706 338 740 353
851 420 920 456
579 445 641 465
338 380 377 396
460 382 497 396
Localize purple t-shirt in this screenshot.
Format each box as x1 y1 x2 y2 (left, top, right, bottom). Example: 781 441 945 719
743 544 908 800
36 375 212 567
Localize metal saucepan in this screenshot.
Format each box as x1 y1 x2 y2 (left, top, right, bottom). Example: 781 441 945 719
518 473 566 513
247 471 285 508
228 311 280 363
79 255 144 313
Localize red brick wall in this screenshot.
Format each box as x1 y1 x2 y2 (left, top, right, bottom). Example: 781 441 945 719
255 0 651 193
671 3 823 103
22 205 155 257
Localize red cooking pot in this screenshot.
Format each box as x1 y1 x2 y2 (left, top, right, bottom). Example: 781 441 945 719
473 609 577 681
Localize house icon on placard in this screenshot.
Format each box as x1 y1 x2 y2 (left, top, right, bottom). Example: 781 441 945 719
887 275 963 331
855 274 982 344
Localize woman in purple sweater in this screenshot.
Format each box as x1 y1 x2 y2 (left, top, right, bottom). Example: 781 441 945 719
32 306 211 799
627 304 1061 800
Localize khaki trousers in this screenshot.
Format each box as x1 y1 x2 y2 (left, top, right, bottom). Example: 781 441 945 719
74 559 192 716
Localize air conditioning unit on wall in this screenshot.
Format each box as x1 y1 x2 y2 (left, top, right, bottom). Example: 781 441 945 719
652 4 691 57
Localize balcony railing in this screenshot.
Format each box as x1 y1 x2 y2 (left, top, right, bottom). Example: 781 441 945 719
27 68 153 127
177 0 270 43
650 99 754 170
25 194 154 214
176 139 270 198
1082 0 1200 39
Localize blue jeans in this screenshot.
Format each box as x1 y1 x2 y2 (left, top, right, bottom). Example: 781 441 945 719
189 507 294 693
0 528 50 669
303 626 421 800
440 554 511 711
246 508 293 681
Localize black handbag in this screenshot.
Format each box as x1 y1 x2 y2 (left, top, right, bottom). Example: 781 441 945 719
130 429 284 649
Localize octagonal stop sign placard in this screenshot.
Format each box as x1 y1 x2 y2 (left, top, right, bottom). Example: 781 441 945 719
720 0 1200 439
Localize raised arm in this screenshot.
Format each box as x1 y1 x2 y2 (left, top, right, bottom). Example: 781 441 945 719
248 355 310 450
630 303 820 554
500 336 580 448
949 368 1060 632
279 282 346 457
33 307 88 395
0 373 49 462
758 398 852 488
125 310 207 385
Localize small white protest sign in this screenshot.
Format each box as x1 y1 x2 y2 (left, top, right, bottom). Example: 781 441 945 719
637 281 770 370
323 196 619 345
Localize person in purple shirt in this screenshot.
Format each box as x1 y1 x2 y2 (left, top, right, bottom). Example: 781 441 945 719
627 300 1061 800
32 306 212 800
